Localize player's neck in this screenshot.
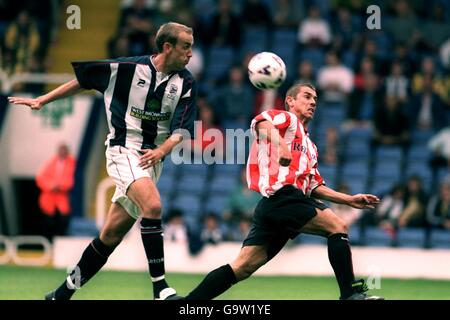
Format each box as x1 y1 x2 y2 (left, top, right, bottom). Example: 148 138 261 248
152 54 171 74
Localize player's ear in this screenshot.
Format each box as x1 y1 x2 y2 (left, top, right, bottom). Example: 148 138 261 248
163 42 173 53
285 96 294 109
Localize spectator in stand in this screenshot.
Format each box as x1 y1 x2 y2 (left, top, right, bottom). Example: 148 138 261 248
222 168 261 227
428 124 450 181
163 208 188 243
412 57 449 105
241 0 272 29
108 34 131 58
371 95 410 156
398 175 428 228
385 0 418 45
3 10 40 75
376 184 406 239
330 184 362 227
273 0 303 29
346 72 381 130
118 0 155 56
200 213 224 245
426 176 450 230
409 74 447 131
331 7 360 52
317 51 354 104
298 5 331 47
293 60 316 86
36 143 76 242
191 101 224 160
203 0 241 48
385 61 410 104
322 127 340 166
228 216 252 242
353 57 375 90
212 65 254 129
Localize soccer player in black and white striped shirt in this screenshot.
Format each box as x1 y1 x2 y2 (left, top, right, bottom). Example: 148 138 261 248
9 22 197 300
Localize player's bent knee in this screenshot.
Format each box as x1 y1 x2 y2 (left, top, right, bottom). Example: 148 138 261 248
141 202 162 218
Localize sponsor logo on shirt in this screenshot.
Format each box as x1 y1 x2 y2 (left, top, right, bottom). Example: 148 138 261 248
130 106 171 121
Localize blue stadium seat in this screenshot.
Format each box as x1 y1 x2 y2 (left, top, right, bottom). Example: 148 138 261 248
241 27 269 56
375 146 403 162
157 173 174 194
345 179 368 194
430 229 450 249
271 45 295 72
405 163 432 190
205 46 235 81
341 161 369 180
346 127 373 142
68 217 98 236
210 175 239 193
397 228 426 248
299 48 325 73
370 179 396 196
213 164 243 178
177 174 206 195
204 195 229 215
319 164 337 183
364 227 393 247
180 163 210 177
344 140 371 160
412 129 435 145
407 145 431 162
298 233 327 245
172 195 202 215
373 161 402 181
349 225 362 244
272 28 297 46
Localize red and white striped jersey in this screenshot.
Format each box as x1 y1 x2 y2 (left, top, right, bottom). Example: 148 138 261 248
246 110 325 198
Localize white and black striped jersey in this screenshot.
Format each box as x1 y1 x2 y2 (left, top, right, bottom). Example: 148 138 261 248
72 55 197 150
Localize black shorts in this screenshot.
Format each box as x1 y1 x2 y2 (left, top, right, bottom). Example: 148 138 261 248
242 185 328 260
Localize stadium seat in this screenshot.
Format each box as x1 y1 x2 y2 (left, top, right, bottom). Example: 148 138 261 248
209 175 239 193
375 146 403 162
272 28 297 46
176 174 206 195
411 129 435 145
298 233 327 245
429 229 450 249
344 140 371 160
299 48 325 73
172 195 202 216
241 27 270 56
372 161 402 181
370 179 396 196
345 127 373 142
341 161 370 181
271 45 295 72
396 228 426 248
364 227 393 247
407 145 431 162
205 46 235 81
204 195 229 215
349 225 362 245
157 173 174 195
213 164 243 178
67 217 98 236
179 163 210 177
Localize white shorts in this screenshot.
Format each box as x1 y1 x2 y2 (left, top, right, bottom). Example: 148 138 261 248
105 145 163 220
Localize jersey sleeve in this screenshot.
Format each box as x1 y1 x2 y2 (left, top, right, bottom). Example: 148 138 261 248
307 164 325 196
71 60 112 93
250 110 297 138
170 78 197 137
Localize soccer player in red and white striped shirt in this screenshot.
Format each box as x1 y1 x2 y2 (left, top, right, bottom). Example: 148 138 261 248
184 83 383 300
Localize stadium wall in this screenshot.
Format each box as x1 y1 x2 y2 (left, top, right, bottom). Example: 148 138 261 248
53 227 450 280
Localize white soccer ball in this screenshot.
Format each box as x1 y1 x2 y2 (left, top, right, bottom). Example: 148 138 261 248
247 52 287 90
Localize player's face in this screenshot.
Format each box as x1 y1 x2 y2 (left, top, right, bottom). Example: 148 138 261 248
167 31 193 71
291 87 317 122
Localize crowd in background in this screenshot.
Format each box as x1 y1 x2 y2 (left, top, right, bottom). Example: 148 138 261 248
1 0 450 249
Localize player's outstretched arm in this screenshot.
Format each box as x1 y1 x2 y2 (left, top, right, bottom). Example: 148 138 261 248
312 185 380 209
8 79 83 110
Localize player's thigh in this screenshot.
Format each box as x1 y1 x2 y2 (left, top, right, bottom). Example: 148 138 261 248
299 208 347 237
126 177 161 214
100 202 136 245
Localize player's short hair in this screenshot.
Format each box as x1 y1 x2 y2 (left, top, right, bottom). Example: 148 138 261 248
155 22 193 53
284 83 316 110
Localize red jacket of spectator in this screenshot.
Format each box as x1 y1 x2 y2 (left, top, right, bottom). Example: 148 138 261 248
36 154 76 216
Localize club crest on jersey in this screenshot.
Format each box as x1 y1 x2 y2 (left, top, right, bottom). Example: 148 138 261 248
166 84 178 100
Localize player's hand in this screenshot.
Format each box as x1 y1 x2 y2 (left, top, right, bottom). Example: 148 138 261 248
139 148 164 169
278 145 292 167
348 194 380 209
8 96 44 110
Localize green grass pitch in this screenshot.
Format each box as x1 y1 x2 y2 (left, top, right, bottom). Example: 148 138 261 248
1 265 449 300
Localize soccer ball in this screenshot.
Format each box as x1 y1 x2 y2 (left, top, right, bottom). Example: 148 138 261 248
247 52 286 90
